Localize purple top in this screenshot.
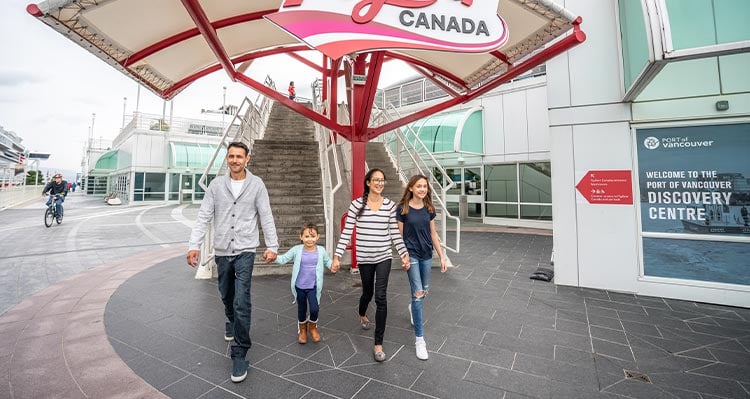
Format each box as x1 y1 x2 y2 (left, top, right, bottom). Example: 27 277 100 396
295 249 318 289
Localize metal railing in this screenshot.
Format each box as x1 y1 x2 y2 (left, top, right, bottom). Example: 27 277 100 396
0 184 43 211
311 80 343 254
371 104 461 253
194 76 276 279
115 112 242 148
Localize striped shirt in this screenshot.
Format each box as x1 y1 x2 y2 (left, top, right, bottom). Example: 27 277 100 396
335 197 407 264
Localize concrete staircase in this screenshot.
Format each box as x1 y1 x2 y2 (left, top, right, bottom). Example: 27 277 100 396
249 101 325 275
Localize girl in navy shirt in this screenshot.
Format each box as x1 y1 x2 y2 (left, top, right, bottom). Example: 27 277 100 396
396 175 447 360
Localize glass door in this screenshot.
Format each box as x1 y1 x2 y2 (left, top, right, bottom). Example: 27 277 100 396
464 167 483 218
180 174 194 204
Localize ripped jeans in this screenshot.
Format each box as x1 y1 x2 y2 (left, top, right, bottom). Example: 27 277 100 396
407 257 432 337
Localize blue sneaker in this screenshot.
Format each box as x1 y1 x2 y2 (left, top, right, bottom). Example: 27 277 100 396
231 358 248 383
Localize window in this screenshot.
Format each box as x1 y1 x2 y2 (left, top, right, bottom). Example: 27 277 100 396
86 176 108 195
169 173 180 201
485 164 517 203
133 172 166 201
193 174 216 200
485 162 552 221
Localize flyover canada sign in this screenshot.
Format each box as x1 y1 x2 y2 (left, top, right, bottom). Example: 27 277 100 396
266 0 509 59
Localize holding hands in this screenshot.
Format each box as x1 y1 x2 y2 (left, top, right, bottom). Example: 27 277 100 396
331 257 340 273
401 253 410 270
263 249 277 263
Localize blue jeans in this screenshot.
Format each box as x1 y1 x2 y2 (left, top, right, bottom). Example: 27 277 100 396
295 286 319 322
407 257 432 337
216 252 255 359
46 195 64 217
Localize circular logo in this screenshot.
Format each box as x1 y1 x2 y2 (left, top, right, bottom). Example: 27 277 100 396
643 137 660 150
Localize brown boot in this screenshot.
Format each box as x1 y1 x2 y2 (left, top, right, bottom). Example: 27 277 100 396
308 321 321 343
297 322 308 344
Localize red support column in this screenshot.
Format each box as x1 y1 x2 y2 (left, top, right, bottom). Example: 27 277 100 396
346 53 372 272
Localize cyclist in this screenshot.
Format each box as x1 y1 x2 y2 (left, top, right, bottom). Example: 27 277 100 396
42 173 68 222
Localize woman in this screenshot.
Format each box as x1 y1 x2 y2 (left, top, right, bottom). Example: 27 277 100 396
332 168 409 362
396 174 447 360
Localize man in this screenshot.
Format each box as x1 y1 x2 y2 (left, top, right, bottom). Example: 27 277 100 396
187 141 278 383
42 173 68 221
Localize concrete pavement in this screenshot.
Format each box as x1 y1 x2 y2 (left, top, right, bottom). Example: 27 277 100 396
1 198 749 398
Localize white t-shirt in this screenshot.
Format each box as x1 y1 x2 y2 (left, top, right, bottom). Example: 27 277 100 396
230 178 245 199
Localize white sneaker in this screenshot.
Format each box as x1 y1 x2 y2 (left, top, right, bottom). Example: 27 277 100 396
408 303 414 326
415 340 428 360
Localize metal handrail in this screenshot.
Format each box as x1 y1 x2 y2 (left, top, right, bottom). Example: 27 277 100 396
311 79 343 254
371 104 461 253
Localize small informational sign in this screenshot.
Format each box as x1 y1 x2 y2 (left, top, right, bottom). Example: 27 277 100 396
352 74 366 85
266 0 509 59
575 170 633 205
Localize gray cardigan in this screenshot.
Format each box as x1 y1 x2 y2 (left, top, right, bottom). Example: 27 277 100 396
188 172 279 257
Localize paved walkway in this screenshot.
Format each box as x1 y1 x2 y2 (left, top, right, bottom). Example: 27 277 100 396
1 202 749 398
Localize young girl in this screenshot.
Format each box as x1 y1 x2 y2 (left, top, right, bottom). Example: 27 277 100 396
275 223 333 344
332 168 409 362
396 174 447 360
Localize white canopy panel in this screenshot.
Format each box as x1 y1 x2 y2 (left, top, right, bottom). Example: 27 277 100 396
28 0 579 98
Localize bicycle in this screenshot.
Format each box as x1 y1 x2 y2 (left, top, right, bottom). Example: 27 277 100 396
44 194 64 227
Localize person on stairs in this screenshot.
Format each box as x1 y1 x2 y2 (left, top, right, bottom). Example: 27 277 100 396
274 222 334 344
288 81 296 100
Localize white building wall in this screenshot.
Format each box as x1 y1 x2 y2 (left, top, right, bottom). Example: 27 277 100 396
132 132 167 171
548 0 639 293
548 0 749 307
480 78 550 164
480 95 505 157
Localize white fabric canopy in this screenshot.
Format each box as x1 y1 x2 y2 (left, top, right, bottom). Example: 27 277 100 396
28 0 580 99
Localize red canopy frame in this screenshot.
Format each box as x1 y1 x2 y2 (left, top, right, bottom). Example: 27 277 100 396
28 0 586 269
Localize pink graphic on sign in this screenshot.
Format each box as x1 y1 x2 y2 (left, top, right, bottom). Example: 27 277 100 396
266 0 508 59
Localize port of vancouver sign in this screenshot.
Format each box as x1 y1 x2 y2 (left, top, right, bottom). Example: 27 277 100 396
265 0 509 59
636 123 750 286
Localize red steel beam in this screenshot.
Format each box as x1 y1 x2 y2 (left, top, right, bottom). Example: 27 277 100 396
287 52 323 73
235 72 345 133
124 10 276 67
163 45 310 98
384 51 469 92
355 52 384 134
330 58 341 137
368 21 586 139
180 0 237 80
409 64 461 98
490 50 511 65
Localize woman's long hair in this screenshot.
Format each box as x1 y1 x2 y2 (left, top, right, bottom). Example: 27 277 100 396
398 174 435 215
356 168 385 219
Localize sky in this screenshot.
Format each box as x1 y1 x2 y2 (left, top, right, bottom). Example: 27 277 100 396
0 1 414 179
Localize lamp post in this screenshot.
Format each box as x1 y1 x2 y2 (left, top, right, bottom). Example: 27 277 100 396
222 86 227 128
122 97 127 128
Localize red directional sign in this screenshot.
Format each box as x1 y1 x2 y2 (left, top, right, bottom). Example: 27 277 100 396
575 170 633 205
